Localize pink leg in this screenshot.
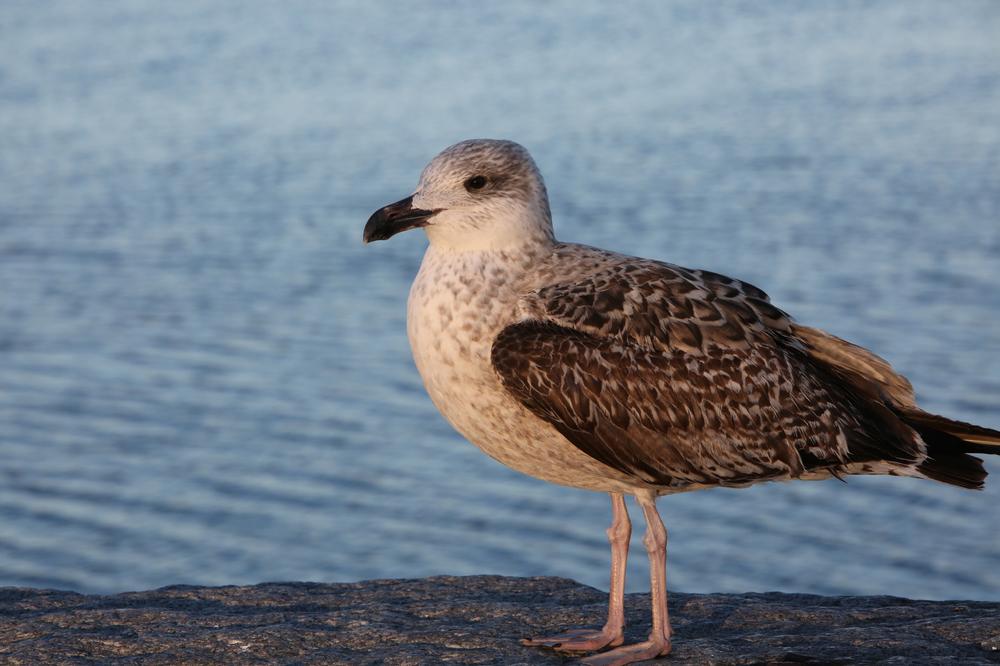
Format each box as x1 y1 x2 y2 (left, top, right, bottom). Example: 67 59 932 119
522 492 630 652
580 492 671 665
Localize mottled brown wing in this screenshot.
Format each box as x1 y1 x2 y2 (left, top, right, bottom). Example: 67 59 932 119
522 256 794 355
493 262 924 487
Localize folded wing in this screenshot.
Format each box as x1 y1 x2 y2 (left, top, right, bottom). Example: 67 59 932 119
491 258 968 489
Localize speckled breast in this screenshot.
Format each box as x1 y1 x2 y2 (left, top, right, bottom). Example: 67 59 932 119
405 247 636 492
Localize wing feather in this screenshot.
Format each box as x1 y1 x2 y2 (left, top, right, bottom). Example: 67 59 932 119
493 257 927 488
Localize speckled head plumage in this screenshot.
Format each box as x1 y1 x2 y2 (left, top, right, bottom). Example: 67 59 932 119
364 139 554 250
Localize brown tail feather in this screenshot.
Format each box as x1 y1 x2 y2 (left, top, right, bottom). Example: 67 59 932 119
902 411 1000 454
791 323 998 489
917 451 986 489
898 410 999 490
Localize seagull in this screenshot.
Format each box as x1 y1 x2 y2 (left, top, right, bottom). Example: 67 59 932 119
363 139 1000 665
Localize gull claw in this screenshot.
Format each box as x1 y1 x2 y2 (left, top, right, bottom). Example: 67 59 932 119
522 626 624 652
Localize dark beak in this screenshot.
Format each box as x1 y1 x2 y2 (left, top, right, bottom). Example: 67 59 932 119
363 195 439 243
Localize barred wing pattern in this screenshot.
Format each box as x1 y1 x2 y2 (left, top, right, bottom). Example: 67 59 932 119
492 254 926 489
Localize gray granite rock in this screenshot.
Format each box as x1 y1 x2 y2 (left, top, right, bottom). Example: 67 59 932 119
1 575 998 664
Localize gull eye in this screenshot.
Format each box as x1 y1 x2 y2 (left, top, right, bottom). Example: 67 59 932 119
464 175 488 192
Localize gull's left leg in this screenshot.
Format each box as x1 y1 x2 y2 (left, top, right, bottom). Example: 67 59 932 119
522 492 630 651
580 491 671 665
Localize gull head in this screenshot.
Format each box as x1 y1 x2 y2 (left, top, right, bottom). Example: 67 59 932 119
364 139 554 251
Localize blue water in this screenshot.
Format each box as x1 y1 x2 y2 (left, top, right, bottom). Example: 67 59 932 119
1 1 999 600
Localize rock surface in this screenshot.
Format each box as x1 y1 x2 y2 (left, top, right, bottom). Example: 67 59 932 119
1 575 999 664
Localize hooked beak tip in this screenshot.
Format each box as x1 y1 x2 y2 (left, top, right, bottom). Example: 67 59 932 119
363 195 438 244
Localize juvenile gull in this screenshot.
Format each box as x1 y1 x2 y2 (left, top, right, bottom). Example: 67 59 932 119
363 139 1000 665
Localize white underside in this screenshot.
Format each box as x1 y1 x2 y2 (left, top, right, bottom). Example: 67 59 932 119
407 243 644 493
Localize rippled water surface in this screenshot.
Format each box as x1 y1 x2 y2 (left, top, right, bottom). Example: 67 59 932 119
2 1 999 599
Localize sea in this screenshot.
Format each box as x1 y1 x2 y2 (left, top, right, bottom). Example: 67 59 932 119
1 1 998 599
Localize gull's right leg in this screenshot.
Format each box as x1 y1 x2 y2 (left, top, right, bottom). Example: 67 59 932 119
521 492 631 652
